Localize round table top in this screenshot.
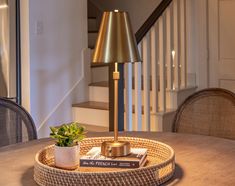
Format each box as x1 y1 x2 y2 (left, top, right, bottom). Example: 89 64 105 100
0 132 235 186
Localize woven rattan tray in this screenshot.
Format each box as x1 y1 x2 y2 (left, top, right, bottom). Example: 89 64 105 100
34 137 175 186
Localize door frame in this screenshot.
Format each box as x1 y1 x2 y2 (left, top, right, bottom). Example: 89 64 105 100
16 0 21 104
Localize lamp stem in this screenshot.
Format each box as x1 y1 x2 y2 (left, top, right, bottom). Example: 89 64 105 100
101 64 130 157
113 63 120 142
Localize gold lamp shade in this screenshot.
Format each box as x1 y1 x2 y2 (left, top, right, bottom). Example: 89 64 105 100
0 0 8 8
92 10 141 64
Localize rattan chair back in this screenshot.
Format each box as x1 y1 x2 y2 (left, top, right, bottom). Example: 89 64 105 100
0 97 37 147
173 88 235 140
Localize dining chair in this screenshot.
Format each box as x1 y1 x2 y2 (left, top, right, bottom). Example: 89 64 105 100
172 88 235 140
0 97 37 147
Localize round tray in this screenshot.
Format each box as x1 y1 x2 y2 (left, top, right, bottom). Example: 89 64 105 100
34 137 175 186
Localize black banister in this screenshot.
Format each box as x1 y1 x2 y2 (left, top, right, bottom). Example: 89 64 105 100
16 0 21 105
135 0 173 44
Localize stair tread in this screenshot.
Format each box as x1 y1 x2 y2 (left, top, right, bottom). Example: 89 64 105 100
88 46 95 49
89 81 108 87
89 81 197 91
89 81 197 93
55 123 108 132
73 101 108 110
81 123 109 132
88 30 99 33
89 80 154 90
73 101 174 114
88 16 96 19
91 63 109 68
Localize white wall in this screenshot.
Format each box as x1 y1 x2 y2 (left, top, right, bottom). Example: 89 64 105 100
21 0 31 112
90 0 162 33
186 0 208 89
9 0 16 97
21 0 88 138
0 5 9 97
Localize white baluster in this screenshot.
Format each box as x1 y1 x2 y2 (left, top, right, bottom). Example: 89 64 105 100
135 43 142 131
159 16 166 112
166 5 173 90
150 23 159 131
124 63 133 131
142 33 151 131
173 0 180 89
151 24 159 114
180 0 186 88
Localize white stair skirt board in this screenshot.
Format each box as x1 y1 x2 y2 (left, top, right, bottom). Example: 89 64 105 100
91 66 108 82
166 86 197 110
187 73 197 87
124 109 175 132
155 110 176 132
72 107 109 128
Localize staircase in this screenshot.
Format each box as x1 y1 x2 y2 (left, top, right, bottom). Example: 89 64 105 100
87 0 102 49
72 0 197 132
87 17 98 49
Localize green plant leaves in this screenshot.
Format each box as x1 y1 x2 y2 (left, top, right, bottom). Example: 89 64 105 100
50 122 86 147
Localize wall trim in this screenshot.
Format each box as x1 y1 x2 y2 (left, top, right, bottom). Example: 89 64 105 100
20 0 31 111
37 48 91 132
195 0 209 89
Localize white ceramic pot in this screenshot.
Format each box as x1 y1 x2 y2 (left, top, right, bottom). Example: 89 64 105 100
54 144 80 170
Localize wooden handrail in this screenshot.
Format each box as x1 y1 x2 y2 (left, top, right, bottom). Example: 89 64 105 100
135 0 173 44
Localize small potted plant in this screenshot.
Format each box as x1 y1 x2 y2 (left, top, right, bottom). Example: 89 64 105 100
50 122 86 170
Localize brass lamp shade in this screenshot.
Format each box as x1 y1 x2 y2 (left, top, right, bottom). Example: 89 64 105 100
0 0 8 8
92 11 141 64
0 0 8 5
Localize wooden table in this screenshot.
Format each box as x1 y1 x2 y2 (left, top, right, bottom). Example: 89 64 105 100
0 132 235 186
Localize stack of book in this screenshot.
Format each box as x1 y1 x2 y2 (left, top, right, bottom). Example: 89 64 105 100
80 147 147 169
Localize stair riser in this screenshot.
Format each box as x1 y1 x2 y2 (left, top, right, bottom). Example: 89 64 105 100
91 66 108 82
89 86 108 102
88 19 98 31
72 107 108 128
89 85 196 109
89 86 172 109
72 106 175 132
88 32 98 48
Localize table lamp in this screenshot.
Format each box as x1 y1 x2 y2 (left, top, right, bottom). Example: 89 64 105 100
92 10 141 157
0 0 8 9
